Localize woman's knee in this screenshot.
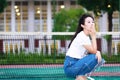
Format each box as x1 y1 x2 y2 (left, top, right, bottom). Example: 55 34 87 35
88 54 96 59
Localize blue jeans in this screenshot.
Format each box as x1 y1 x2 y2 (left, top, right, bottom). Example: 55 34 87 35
64 54 104 78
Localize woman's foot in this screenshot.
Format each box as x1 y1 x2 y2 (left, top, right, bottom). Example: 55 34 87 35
76 76 87 80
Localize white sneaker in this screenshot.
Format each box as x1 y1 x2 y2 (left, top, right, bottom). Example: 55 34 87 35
87 77 95 80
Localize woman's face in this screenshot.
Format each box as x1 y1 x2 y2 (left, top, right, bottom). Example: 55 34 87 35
81 17 95 33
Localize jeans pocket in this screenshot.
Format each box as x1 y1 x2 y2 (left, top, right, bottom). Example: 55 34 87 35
67 61 75 67
64 60 72 68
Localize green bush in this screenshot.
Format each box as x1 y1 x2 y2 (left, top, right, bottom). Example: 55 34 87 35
0 52 120 65
102 54 120 63
0 52 65 65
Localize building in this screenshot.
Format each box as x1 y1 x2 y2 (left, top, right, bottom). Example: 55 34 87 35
0 0 78 32
0 0 120 55
0 0 79 54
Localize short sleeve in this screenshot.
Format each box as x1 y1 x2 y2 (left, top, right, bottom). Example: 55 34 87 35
77 33 91 45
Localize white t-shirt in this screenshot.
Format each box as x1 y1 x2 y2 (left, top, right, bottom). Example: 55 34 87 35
66 31 91 59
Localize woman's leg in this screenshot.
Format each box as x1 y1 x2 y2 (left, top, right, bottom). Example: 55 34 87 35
74 54 98 75
64 54 98 78
64 56 79 78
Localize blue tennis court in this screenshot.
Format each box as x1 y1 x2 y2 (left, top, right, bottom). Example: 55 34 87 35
0 64 120 80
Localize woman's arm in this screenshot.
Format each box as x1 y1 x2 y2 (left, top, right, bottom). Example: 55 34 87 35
83 36 97 54
83 25 97 54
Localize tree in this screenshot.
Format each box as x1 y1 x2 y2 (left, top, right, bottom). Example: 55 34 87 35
52 7 86 39
77 0 119 56
0 0 7 13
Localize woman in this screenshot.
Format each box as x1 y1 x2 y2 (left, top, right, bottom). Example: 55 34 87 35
64 14 105 80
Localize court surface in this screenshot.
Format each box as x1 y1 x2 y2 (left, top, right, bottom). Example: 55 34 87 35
0 64 120 80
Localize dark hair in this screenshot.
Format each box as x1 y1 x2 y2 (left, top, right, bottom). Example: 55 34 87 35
68 14 94 48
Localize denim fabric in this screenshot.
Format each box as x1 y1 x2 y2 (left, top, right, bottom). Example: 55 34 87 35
63 54 98 78
91 58 105 72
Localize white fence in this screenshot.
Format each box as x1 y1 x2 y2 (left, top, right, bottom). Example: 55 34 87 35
0 32 120 55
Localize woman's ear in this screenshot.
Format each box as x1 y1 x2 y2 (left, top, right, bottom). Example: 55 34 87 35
81 24 84 28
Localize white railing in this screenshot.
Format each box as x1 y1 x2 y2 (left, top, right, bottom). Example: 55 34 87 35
0 32 120 55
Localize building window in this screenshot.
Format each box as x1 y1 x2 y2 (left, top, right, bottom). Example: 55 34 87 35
15 1 21 32
0 13 4 31
70 1 76 5
14 1 28 32
22 1 28 32
34 1 47 32
5 1 11 32
112 19 119 31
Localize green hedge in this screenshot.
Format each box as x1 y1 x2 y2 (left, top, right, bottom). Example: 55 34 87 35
0 53 65 65
102 54 120 63
0 53 120 65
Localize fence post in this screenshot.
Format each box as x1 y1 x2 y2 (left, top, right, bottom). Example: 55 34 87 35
53 38 56 63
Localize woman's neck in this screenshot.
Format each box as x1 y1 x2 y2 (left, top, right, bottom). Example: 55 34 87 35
83 30 89 36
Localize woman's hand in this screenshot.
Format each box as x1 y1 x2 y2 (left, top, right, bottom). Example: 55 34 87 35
89 24 96 38
96 51 102 63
